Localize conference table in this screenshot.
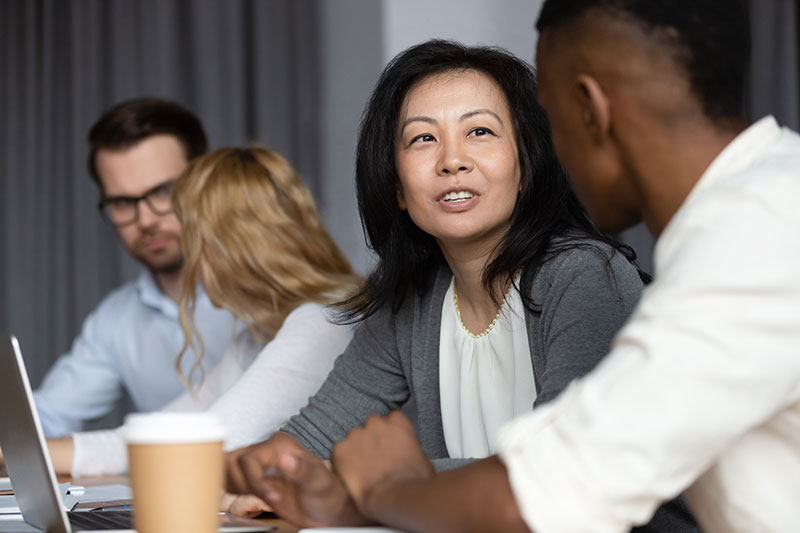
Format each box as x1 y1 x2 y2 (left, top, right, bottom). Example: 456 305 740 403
0 467 298 533
71 474 299 532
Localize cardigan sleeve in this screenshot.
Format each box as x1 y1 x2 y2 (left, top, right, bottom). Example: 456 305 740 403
281 303 412 459
530 245 643 407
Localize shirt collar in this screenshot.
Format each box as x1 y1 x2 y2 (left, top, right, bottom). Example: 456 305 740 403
659 115 780 240
135 270 177 317
135 270 214 319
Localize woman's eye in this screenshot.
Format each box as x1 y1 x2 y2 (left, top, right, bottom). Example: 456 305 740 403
470 127 494 137
410 133 435 145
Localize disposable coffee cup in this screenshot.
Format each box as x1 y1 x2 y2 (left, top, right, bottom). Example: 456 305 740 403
123 412 227 533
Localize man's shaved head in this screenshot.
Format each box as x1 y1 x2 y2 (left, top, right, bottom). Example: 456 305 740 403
536 0 750 125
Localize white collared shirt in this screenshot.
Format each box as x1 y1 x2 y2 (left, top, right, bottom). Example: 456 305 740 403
497 116 800 532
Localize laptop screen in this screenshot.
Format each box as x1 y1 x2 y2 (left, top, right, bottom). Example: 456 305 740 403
0 335 72 533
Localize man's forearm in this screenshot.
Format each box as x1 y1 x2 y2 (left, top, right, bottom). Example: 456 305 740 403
362 456 530 533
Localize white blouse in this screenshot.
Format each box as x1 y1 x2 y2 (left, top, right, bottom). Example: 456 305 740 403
439 277 536 458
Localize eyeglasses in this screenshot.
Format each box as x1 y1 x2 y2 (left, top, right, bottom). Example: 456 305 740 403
98 179 176 226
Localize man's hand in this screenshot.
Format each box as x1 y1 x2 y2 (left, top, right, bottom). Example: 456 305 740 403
332 411 434 516
336 415 528 533
226 432 369 528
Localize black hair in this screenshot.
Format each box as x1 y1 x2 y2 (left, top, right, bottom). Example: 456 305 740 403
338 39 647 322
87 97 208 188
536 0 750 123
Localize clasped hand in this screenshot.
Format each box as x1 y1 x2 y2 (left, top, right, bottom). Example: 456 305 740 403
225 411 434 527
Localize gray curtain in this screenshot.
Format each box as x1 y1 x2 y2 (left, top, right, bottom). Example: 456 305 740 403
749 0 800 130
0 0 319 387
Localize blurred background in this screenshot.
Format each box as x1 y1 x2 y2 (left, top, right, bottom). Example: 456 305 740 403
1 0 798 403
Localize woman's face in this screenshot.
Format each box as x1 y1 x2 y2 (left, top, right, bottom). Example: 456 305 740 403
394 69 520 252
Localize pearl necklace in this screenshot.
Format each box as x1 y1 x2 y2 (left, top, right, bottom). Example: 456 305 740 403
453 281 512 339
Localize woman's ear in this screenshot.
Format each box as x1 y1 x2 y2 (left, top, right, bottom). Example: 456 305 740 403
396 187 407 210
575 74 611 144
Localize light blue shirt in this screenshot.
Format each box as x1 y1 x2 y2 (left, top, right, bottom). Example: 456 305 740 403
33 270 239 437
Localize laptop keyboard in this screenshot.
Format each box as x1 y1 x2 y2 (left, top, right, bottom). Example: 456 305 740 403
68 510 133 530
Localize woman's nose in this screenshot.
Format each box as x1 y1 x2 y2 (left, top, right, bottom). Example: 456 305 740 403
437 140 474 176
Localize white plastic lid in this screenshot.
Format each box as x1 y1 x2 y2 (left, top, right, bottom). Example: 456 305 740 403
123 412 227 444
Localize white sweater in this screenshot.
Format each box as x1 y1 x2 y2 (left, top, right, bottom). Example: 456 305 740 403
71 302 352 476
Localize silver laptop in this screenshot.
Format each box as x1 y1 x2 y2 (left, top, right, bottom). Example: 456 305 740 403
0 334 272 532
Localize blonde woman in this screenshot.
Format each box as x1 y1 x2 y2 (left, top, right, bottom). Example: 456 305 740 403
45 147 359 481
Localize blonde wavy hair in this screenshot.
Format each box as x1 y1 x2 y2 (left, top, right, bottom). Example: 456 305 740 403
172 146 360 390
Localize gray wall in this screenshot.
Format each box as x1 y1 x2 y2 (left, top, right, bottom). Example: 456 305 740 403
382 0 541 61
316 0 383 275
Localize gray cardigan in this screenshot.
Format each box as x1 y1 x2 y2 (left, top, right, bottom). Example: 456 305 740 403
283 243 642 467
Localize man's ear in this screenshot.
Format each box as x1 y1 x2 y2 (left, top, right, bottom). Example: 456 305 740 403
575 74 611 143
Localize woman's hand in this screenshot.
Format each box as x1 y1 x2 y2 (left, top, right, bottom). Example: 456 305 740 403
225 432 369 528
46 437 75 475
220 491 272 518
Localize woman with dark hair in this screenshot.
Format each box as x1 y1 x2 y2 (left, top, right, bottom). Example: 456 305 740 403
344 39 646 324
226 40 690 530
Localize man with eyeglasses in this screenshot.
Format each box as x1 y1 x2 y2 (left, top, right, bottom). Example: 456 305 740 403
31 98 239 450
